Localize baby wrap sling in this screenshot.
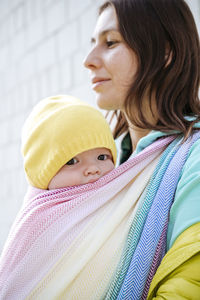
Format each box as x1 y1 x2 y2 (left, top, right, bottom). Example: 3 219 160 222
0 131 200 300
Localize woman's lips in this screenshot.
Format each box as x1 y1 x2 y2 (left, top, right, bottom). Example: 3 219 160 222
91 77 111 89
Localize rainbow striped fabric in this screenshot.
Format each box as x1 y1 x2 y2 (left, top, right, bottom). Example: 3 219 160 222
0 132 199 299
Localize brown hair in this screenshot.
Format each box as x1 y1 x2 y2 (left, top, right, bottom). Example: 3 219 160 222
100 0 200 139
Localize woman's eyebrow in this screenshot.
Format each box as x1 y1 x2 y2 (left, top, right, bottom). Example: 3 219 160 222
91 28 119 44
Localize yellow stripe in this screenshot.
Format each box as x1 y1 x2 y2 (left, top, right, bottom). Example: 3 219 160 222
27 157 159 300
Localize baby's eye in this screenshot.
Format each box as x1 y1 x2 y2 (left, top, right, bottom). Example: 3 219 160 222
66 157 78 165
98 154 109 161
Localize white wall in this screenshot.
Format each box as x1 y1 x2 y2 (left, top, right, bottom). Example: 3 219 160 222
0 0 103 252
0 0 199 253
186 0 200 35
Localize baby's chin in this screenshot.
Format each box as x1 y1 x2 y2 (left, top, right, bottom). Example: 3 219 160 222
86 178 99 184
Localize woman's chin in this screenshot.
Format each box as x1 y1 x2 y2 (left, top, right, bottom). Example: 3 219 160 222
96 95 117 111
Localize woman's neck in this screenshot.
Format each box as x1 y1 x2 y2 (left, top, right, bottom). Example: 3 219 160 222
128 126 150 152
124 95 157 152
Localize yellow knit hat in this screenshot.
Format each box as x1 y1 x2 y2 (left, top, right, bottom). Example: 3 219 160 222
21 95 117 189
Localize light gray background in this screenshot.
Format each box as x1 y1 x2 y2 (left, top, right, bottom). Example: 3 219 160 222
0 0 199 253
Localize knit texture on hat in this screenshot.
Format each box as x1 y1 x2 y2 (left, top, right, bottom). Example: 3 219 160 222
21 95 117 189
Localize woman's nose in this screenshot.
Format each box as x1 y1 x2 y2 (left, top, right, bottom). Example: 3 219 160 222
84 164 101 176
83 48 101 70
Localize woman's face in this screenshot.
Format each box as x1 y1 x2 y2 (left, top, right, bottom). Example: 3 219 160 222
84 5 138 111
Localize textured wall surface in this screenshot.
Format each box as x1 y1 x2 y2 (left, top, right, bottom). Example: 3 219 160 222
0 0 199 252
0 0 103 252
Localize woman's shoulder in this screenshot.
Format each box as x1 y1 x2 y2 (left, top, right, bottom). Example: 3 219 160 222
178 131 200 183
136 119 200 154
119 130 171 163
119 122 200 163
167 130 200 249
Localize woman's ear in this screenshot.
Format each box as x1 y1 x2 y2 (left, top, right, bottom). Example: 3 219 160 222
165 47 172 67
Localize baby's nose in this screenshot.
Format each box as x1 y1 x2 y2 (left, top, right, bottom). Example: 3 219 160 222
84 165 101 176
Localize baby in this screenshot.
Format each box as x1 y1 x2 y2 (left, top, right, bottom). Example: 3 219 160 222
21 95 117 190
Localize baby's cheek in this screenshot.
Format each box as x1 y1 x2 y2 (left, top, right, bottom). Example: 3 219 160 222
104 161 115 175
65 172 84 187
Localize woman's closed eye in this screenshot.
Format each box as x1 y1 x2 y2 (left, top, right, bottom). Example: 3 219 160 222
106 40 118 48
97 154 111 161
66 157 79 165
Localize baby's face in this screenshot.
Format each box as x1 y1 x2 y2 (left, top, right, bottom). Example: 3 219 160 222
48 147 115 190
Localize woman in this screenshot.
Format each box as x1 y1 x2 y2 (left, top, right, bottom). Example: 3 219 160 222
0 1 199 299
84 0 200 298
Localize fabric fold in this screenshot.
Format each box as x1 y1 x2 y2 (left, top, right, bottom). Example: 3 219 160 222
0 133 199 300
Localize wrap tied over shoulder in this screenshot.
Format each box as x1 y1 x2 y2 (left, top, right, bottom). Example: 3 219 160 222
1 131 200 299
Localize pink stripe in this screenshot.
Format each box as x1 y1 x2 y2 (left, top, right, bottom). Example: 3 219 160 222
0 135 175 299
